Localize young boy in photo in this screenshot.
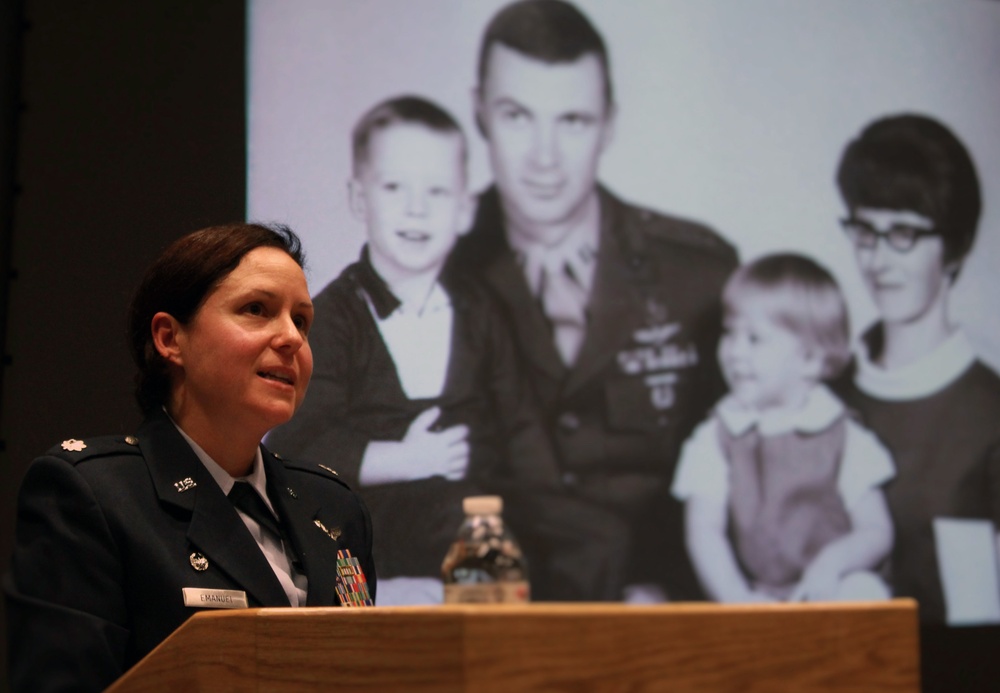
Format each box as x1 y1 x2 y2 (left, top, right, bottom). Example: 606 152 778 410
267 96 624 604
671 254 895 603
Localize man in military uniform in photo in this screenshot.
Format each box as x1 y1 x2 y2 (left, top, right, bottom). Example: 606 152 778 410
450 0 738 601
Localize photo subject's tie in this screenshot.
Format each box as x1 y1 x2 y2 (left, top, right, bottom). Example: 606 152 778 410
228 481 282 539
540 262 588 366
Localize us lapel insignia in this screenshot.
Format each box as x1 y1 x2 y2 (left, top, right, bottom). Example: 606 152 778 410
189 552 209 572
174 477 197 492
287 487 298 499
124 435 139 446
314 519 342 541
61 439 86 452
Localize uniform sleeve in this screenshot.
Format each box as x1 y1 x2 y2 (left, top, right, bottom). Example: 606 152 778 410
671 418 729 502
5 456 130 693
838 420 896 509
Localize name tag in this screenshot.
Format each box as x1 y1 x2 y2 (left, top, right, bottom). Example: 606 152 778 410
183 588 249 609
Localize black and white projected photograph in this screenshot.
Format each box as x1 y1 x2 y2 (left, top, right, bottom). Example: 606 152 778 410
247 0 1000 624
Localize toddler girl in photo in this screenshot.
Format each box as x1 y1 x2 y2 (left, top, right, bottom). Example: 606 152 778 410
672 253 894 602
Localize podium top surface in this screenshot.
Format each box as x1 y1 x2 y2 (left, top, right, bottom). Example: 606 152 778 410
110 600 919 693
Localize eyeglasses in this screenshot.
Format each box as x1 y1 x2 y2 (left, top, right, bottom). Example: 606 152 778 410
840 217 939 253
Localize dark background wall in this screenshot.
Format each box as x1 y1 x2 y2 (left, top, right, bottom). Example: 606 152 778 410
0 2 997 693
0 1 245 689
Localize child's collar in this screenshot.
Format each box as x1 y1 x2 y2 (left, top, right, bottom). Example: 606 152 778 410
352 246 401 319
716 385 844 437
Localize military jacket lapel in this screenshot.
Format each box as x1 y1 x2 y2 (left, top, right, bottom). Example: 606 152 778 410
482 252 567 381
565 191 649 396
139 414 291 607
262 452 340 607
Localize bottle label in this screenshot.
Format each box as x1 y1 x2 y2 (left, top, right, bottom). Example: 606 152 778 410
443 580 530 604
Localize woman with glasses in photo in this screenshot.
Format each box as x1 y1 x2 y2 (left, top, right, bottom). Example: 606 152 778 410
834 113 1000 625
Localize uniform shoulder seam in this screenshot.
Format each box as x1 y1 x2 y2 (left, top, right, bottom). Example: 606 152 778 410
44 436 143 465
633 207 736 257
275 456 356 491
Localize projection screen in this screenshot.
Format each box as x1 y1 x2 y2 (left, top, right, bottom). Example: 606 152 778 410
247 0 1000 625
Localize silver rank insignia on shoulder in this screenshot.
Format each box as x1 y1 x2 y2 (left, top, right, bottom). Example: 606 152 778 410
314 519 342 541
61 439 86 452
174 477 197 492
189 552 209 572
318 464 338 476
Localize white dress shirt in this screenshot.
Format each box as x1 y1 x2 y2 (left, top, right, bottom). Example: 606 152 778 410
365 281 453 399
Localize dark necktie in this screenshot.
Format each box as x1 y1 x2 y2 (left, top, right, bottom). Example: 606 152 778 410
228 481 282 540
539 262 588 365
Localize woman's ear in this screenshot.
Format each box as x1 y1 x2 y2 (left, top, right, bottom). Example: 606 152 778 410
151 312 184 366
943 258 962 284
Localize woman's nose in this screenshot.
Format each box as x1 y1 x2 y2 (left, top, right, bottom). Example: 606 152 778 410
864 237 894 271
274 314 305 350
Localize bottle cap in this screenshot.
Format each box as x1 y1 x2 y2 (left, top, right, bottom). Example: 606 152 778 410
463 495 503 515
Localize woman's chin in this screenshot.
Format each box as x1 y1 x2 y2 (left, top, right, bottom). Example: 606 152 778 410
874 305 923 328
251 401 297 433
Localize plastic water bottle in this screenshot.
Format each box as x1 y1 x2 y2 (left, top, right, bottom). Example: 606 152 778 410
441 495 530 603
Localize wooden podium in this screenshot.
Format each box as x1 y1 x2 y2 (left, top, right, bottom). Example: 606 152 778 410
107 601 919 692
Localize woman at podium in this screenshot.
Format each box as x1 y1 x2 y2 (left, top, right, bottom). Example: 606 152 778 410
4 224 377 692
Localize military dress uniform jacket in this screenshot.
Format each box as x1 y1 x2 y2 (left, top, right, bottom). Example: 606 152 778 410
4 410 376 693
450 185 738 592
